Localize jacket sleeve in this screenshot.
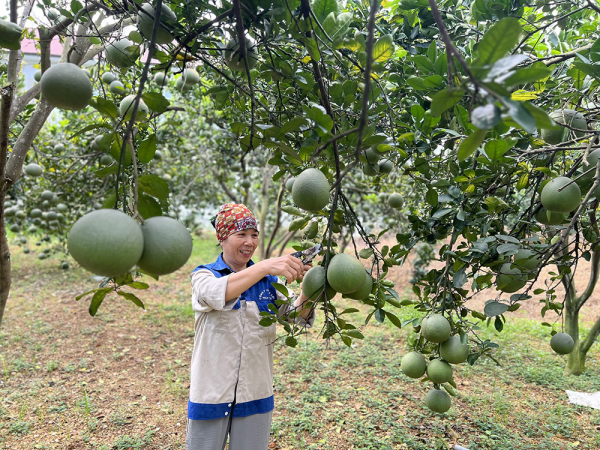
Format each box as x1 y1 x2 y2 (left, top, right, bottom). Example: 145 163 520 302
191 269 237 312
276 289 316 328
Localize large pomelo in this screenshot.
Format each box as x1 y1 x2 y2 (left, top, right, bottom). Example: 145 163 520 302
326 254 367 294
363 163 378 176
101 72 116 84
67 209 144 277
40 63 93 111
292 168 330 212
426 359 453 384
25 163 43 177
550 332 575 355
540 177 581 214
302 266 336 301
182 68 200 86
440 335 469 364
224 36 259 71
541 109 587 145
424 389 451 413
119 95 149 121
0 18 23 50
106 39 139 68
421 314 451 343
582 149 600 180
401 351 426 378
137 216 193 275
153 71 169 87
109 80 126 95
535 207 566 225
387 193 404 209
137 3 176 45
496 263 527 293
344 273 373 300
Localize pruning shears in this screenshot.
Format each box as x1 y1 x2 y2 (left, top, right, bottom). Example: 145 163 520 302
290 243 322 265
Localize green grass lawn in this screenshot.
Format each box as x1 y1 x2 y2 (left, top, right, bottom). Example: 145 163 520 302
1 234 599 449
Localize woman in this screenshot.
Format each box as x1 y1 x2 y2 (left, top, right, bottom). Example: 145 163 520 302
186 203 314 450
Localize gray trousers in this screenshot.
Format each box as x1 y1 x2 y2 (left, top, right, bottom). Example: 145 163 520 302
185 410 273 450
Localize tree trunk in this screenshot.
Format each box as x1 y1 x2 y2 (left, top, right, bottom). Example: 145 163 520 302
0 193 11 327
565 342 586 376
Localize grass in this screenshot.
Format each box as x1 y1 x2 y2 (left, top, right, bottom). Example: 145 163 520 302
1 237 600 448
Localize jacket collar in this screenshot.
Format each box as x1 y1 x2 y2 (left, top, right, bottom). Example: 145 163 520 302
212 252 255 273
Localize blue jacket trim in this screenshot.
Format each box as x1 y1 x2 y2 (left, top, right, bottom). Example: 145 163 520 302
193 253 279 314
187 395 274 420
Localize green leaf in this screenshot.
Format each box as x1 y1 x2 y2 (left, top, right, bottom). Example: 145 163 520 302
94 164 119 178
117 291 145 309
471 104 501 130
473 18 521 67
137 133 157 164
126 281 149 289
91 97 118 119
76 288 101 301
516 173 528 190
374 308 386 323
486 54 529 79
483 139 509 161
280 117 308 135
89 288 111 316
484 301 509 317
138 193 162 219
430 89 464 117
138 174 170 201
503 66 552 86
457 128 487 161
311 0 338 22
385 311 402 329
522 103 555 129
359 248 374 259
281 205 303 216
142 92 170 113
372 35 394 63
285 336 298 347
406 77 427 90
303 37 321 62
398 0 429 9
590 37 600 63
68 124 108 140
505 100 536 134
271 282 290 299
425 189 438 207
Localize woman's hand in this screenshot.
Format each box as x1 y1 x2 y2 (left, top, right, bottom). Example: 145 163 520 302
257 255 311 283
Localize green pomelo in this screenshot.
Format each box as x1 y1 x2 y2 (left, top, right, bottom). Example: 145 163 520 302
46 211 57 221
513 249 541 272
0 19 23 50
106 39 138 68
224 36 259 71
56 204 68 212
30 209 42 218
15 210 26 219
541 109 587 145
344 273 373 300
424 389 451 413
47 8 59 20
241 180 251 189
285 177 295 193
9 224 19 233
40 63 93 111
28 226 37 233
100 154 114 165
400 351 426 378
421 314 451 343
440 335 469 364
292 168 330 212
153 72 169 87
326 253 367 294
109 80 126 95
41 190 54 200
363 163 378 176
540 177 581 214
535 207 566 225
101 72 116 84
364 148 381 164
119 95 149 121
34 70 41 82
550 332 575 355
426 359 453 384
302 266 337 301
582 149 600 180
68 209 144 277
137 3 176 45
182 68 200 86
378 159 393 174
54 144 65 152
175 77 192 92
388 193 404 209
25 163 43 177
496 263 527 293
137 216 193 275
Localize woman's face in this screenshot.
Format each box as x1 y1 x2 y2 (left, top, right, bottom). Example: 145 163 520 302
221 228 259 270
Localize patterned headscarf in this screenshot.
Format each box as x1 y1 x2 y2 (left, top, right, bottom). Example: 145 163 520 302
213 203 258 243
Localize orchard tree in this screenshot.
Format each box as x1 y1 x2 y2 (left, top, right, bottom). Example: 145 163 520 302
2 0 600 414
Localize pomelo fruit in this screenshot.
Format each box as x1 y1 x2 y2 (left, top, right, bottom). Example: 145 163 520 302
285 177 295 193
109 80 126 95
47 8 60 20
292 168 330 212
9 224 19 233
175 77 192 92
421 314 451 343
100 154 114 165
440 335 469 364
378 159 393 174
224 36 259 71
426 359 453 384
302 266 337 301
326 253 367 294
106 39 138 68
0 18 23 51
400 351 426 378
30 208 42 218
56 204 68 212
25 163 43 177
137 216 193 275
40 63 93 111
535 207 566 225
41 190 54 201
15 210 26 219
46 211 57 221
5 207 16 217
68 209 144 277
119 95 149 121
388 193 404 209
513 249 541 272
496 262 527 293
424 389 451 413
241 180 251 189
54 144 65 153
363 163 378 176
541 109 587 145
344 273 373 300
153 71 169 87
582 149 600 180
540 177 581 214
364 148 380 164
137 3 176 45
34 70 41 82
101 72 116 84
182 68 200 86
550 332 575 355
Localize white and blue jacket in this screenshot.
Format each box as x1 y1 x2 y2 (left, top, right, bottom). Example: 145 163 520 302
188 254 313 421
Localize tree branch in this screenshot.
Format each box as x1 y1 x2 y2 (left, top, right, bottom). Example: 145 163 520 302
576 247 600 311
580 312 600 354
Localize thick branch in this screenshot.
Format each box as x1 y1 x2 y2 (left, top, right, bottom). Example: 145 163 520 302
580 313 600 354
576 247 600 311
